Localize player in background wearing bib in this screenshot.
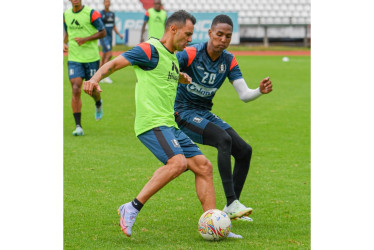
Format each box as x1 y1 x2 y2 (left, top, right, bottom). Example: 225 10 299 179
174 15 273 221
83 10 243 239
99 0 123 84
140 0 167 42
64 0 106 136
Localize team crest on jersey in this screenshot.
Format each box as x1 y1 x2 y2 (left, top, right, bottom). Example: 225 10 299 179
171 139 180 148
218 63 226 73
193 117 203 123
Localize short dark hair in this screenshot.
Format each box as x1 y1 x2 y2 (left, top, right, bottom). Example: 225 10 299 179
211 15 233 29
165 10 196 29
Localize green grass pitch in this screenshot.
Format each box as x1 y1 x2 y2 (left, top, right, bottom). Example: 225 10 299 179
64 54 310 249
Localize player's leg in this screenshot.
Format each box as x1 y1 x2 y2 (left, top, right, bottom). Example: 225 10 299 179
100 37 113 83
178 129 243 238
136 154 187 203
68 61 85 135
202 122 237 204
99 38 106 68
84 60 103 120
118 126 188 237
223 127 254 222
175 111 237 207
103 51 112 65
176 127 216 211
225 127 252 200
186 155 216 211
175 111 251 218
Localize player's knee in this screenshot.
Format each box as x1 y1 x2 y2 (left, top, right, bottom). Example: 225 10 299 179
237 143 252 160
244 143 252 157
72 84 81 96
202 160 213 178
168 156 187 177
196 158 213 177
217 132 232 150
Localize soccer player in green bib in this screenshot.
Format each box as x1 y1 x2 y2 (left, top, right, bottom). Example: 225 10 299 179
140 0 167 42
64 0 106 136
83 10 243 239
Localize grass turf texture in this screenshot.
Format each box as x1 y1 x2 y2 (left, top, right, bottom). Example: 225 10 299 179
64 55 310 249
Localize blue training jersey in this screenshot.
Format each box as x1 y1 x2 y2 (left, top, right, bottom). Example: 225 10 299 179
174 42 243 111
100 10 115 37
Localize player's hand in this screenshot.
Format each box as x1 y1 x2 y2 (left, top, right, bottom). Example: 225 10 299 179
179 72 192 84
83 80 102 96
120 34 124 40
74 37 86 46
259 77 273 94
63 43 69 52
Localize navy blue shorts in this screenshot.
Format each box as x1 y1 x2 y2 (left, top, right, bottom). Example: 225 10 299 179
174 110 231 144
137 126 202 164
67 60 100 80
100 36 112 53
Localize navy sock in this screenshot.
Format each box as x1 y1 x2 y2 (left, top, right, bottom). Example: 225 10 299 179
95 100 102 108
132 198 143 211
73 113 81 127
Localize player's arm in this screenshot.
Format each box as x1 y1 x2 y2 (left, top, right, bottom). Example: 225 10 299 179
63 31 69 52
140 11 149 42
63 15 69 52
113 25 123 39
176 46 196 72
75 10 107 46
228 55 272 102
113 14 124 39
84 43 159 95
231 77 272 103
75 29 106 45
83 56 131 96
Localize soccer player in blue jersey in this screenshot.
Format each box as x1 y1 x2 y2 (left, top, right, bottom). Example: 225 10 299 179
83 10 243 239
174 15 273 221
99 0 123 83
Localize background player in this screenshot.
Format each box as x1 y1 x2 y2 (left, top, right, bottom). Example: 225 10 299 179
63 0 106 136
174 14 273 221
99 0 124 84
140 0 167 42
83 10 243 239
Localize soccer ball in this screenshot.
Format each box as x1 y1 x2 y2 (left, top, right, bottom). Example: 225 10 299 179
198 209 231 240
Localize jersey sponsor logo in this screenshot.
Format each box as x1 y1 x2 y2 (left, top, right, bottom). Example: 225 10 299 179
172 61 179 74
187 82 217 97
193 117 203 123
69 18 83 30
168 62 179 82
171 139 181 148
218 63 226 73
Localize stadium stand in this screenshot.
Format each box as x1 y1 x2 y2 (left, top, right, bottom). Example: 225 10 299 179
63 0 310 46
63 0 310 25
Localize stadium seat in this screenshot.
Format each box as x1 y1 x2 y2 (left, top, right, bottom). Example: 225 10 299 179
112 4 120 11
62 0 311 26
